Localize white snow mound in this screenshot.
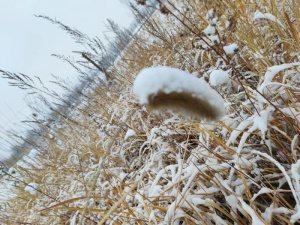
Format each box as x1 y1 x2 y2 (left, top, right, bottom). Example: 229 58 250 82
223 43 238 55
210 69 230 86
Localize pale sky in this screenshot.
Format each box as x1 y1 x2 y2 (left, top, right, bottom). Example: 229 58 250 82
0 0 134 159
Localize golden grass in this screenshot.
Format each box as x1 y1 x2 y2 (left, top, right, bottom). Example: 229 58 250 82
1 0 300 224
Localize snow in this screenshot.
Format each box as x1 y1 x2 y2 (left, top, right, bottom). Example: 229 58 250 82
226 119 253 145
210 35 220 44
291 160 300 223
291 210 300 223
259 63 300 92
238 197 265 225
223 43 238 54
124 129 136 140
261 204 291 222
209 69 230 86
250 187 272 203
133 66 225 120
119 172 128 180
3 1 300 224
70 213 77 225
206 9 214 20
253 10 284 27
210 17 218 25
8 167 17 175
257 62 300 102
202 25 216 36
149 211 157 223
281 107 300 123
28 149 40 158
292 134 299 153
252 150 300 208
24 182 39 195
225 20 231 28
253 107 273 137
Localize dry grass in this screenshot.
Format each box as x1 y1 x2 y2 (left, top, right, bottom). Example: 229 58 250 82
1 0 300 224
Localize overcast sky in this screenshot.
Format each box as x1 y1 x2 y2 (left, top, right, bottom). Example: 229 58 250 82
0 0 134 159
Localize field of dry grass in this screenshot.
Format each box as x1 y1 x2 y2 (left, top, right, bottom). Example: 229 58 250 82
1 0 300 224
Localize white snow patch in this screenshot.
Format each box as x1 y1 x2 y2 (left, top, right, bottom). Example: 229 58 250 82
202 25 216 36
238 197 265 225
253 108 273 136
125 129 136 140
223 43 238 55
210 69 230 86
281 107 300 123
206 9 214 20
262 204 292 222
24 182 38 195
252 150 300 211
119 172 128 181
291 209 300 223
209 35 220 44
227 119 252 146
28 149 40 158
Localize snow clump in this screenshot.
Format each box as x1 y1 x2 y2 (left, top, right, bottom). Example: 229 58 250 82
210 69 230 86
125 129 136 140
24 182 39 195
223 43 238 55
133 66 225 120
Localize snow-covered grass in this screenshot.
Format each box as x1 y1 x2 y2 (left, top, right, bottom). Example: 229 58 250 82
1 0 300 224
133 66 225 120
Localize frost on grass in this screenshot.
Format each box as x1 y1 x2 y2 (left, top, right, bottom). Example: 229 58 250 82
133 66 225 120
